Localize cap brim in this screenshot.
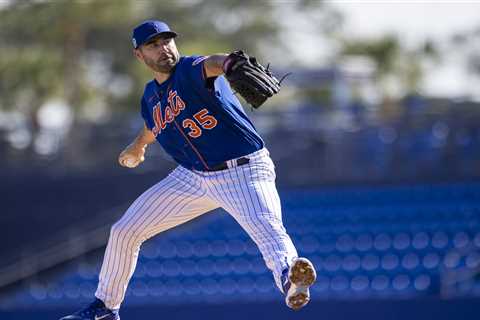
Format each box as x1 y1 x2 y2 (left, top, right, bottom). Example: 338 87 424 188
142 31 178 44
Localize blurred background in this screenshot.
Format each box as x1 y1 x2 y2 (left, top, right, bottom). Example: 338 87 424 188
1 0 479 319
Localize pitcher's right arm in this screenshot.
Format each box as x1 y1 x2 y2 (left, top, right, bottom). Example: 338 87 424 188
118 124 156 168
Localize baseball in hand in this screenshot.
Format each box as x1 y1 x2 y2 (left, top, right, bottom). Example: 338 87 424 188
119 143 146 168
123 157 139 168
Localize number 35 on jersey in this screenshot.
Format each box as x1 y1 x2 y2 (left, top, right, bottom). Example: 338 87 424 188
182 109 217 138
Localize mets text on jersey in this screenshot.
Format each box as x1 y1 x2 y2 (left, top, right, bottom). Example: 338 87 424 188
151 90 185 136
151 90 218 138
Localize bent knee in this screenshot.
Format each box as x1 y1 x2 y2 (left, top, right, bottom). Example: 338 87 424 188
110 221 144 240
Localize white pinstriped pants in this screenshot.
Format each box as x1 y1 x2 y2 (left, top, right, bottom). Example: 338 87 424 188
95 148 298 309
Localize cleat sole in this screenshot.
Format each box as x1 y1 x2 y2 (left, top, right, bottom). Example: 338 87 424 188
289 258 317 287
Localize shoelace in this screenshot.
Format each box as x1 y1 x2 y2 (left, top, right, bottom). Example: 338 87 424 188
281 270 291 294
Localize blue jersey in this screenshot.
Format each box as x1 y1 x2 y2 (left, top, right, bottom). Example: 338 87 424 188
140 55 264 171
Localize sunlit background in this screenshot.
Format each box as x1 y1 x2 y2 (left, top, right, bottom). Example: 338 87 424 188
1 1 479 319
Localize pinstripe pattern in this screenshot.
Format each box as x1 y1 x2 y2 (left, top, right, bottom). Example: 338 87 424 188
95 148 298 309
95 168 218 309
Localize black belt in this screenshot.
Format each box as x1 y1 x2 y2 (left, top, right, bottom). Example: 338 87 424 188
207 157 250 171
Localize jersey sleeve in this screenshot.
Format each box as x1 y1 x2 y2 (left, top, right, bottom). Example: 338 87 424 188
181 55 210 89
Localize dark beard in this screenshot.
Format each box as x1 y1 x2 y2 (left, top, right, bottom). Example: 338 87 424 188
145 53 179 73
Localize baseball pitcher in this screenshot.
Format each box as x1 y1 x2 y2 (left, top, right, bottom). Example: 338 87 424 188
59 20 316 320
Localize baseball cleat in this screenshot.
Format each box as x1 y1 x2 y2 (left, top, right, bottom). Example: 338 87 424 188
59 298 120 320
282 257 317 311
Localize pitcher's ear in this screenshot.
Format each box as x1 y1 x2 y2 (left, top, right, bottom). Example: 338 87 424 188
133 48 143 61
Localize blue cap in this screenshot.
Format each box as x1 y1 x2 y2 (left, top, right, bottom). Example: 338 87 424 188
132 20 177 49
